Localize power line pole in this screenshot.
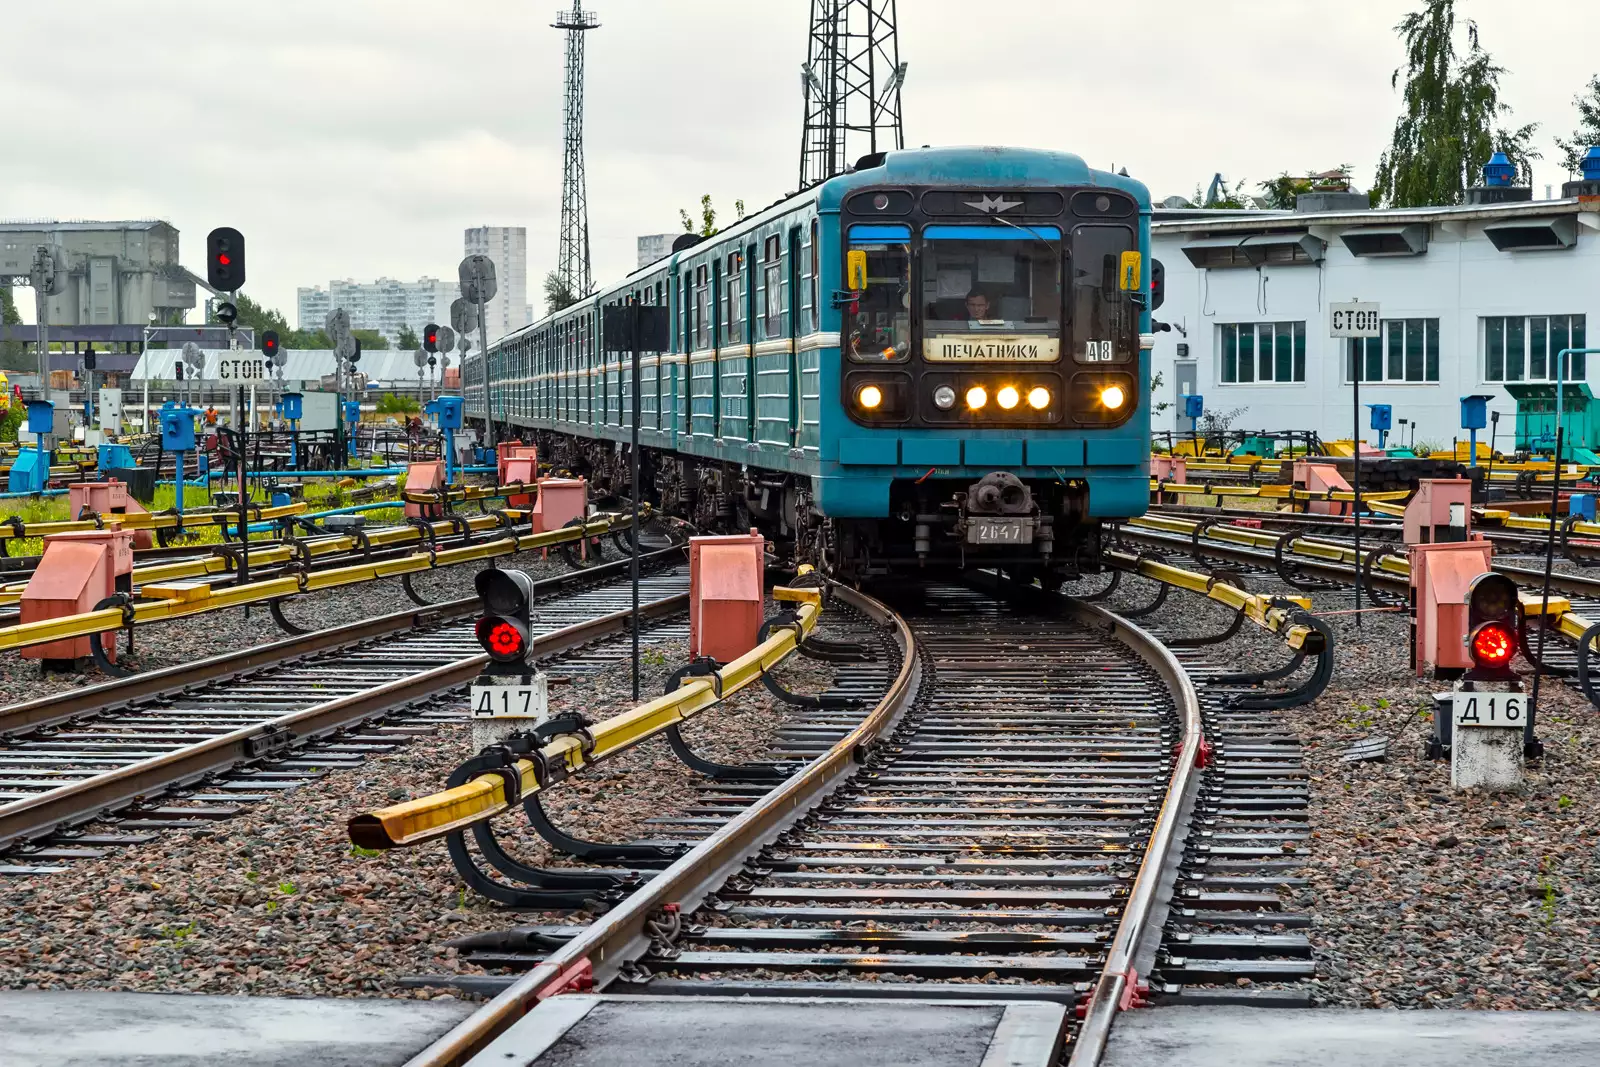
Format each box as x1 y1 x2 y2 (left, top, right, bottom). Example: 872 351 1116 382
554 1 599 302
799 0 907 190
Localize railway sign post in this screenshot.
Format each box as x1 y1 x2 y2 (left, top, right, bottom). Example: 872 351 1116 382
1330 301 1381 629
459 255 498 450
605 302 671 699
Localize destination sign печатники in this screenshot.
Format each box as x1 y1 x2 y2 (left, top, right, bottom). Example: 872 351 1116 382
922 336 1061 362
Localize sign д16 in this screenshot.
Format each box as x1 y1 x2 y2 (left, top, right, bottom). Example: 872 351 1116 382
1329 301 1381 338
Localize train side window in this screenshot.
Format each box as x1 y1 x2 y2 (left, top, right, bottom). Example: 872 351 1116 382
694 265 710 349
809 219 820 332
725 252 744 345
763 235 784 338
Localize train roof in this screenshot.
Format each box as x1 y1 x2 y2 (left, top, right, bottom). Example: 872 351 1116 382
487 145 1153 354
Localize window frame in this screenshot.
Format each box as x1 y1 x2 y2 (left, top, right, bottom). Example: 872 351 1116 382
1217 321 1307 385
762 235 784 339
1482 314 1587 384
1343 318 1441 384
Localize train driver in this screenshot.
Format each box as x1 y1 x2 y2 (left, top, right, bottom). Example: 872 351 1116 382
965 290 997 321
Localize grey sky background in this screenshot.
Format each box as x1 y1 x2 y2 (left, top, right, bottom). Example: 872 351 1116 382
5 1 1600 325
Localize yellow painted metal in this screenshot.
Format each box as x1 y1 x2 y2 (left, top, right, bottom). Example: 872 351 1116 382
2 501 309 540
139 581 213 602
349 585 823 848
1126 514 1412 582
1519 592 1572 616
0 511 640 652
1103 547 1319 651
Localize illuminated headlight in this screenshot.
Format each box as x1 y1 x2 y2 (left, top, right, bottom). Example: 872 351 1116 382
933 385 957 410
996 385 1020 410
1027 387 1051 410
1100 384 1127 410
857 384 884 410
965 386 988 410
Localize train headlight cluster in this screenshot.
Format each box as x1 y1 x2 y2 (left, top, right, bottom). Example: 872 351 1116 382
965 386 989 410
1027 387 1051 410
857 384 884 410
1100 384 1127 410
996 385 1020 410
933 385 957 410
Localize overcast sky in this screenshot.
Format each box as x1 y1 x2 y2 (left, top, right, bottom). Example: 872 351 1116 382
5 0 1600 325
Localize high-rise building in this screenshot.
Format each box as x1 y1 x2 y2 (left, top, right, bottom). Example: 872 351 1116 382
296 277 452 344
637 233 675 269
464 226 529 342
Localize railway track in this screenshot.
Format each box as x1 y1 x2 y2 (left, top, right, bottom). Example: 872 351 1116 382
394 575 1313 1065
0 549 690 872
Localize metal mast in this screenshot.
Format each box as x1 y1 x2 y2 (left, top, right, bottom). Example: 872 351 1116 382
799 0 907 189
553 2 599 300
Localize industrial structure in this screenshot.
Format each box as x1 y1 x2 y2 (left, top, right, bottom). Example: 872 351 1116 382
552 2 600 304
0 220 200 371
798 0 907 189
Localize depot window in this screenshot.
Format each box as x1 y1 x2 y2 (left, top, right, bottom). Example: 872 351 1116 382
1219 321 1306 384
1484 315 1587 383
1346 319 1440 383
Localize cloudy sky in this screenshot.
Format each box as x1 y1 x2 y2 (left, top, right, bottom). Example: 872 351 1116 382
5 0 1599 325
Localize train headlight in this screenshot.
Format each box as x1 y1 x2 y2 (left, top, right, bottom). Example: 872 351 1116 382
1027 386 1051 410
933 385 957 410
965 386 988 410
1100 384 1127 410
857 384 883 410
996 385 1020 410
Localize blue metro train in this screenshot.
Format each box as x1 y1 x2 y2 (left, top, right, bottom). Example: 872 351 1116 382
465 146 1154 584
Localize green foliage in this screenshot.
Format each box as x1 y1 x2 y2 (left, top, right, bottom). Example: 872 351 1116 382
680 195 747 236
396 325 419 351
1191 177 1249 209
544 270 580 315
0 401 22 444
0 286 25 371
158 921 197 944
352 329 389 351
1258 174 1314 210
348 844 383 859
375 392 420 415
1555 75 1600 175
1374 0 1539 208
1148 370 1171 416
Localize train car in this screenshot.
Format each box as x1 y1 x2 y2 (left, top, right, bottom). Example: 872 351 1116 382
467 146 1153 584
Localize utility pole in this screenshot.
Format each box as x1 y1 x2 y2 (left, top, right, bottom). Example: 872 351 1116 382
799 0 907 189
553 1 599 301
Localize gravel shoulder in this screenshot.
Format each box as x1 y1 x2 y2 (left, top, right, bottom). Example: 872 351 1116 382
0 593 847 1000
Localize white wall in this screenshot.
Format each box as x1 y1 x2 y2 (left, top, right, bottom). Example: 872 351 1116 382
1151 208 1600 451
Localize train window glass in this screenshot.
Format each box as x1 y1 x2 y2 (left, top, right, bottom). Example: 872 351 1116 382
725 252 744 344
845 235 911 364
694 265 710 349
1069 224 1137 365
920 225 1062 362
763 235 784 338
809 219 820 331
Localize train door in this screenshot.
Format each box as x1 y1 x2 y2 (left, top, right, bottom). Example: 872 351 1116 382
787 225 803 445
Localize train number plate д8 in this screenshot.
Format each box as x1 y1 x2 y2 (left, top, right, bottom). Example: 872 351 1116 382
967 518 1034 545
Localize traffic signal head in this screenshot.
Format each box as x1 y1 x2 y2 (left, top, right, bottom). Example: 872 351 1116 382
206 227 246 291
174 361 184 381
474 567 538 665
1465 572 1520 675
261 330 279 359
424 323 440 353
83 347 96 372
351 338 362 365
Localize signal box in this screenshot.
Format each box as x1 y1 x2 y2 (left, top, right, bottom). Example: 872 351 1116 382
688 530 766 664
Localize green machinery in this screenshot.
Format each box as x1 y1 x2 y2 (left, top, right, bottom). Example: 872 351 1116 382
1505 382 1600 464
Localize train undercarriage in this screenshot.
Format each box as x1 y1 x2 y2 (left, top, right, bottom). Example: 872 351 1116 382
512 427 1104 587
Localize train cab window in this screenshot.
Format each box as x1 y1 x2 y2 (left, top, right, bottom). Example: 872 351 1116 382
762 236 785 339
724 252 744 344
845 224 911 363
920 225 1062 361
693 265 710 350
1070 224 1138 365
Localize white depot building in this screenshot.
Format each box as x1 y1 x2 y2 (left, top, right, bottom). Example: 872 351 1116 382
464 225 529 343
1150 182 1600 452
295 277 453 345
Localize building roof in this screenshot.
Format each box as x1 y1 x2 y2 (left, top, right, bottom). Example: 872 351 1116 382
128 346 457 386
1152 197 1592 235
0 219 170 232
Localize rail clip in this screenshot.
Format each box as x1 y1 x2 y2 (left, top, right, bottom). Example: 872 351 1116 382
535 958 594 1001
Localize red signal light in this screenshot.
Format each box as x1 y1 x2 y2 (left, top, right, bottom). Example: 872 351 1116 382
476 617 526 661
1470 622 1515 668
218 254 231 265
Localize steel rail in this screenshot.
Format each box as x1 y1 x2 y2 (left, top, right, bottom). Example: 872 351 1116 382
399 585 918 1067
0 589 689 853
1066 600 1203 1065
348 583 824 848
0 512 641 652
0 546 685 737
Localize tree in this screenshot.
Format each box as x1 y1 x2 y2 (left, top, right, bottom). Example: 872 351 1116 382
544 270 580 315
1374 0 1538 208
1191 176 1249 209
679 195 747 237
0 286 26 371
1258 174 1314 210
1555 75 1600 175
352 329 389 351
396 325 419 350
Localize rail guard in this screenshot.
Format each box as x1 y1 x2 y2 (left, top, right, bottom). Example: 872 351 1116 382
347 575 823 850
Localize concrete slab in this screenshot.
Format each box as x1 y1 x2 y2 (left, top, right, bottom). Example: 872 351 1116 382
0 990 475 1067
466 994 1066 1067
1103 1006 1600 1066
